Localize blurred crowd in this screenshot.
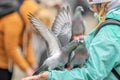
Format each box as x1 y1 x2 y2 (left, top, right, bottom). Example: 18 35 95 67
0 0 97 80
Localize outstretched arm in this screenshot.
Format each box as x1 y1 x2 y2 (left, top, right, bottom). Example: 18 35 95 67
22 25 120 80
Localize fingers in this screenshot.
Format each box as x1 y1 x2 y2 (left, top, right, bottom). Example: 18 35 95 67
22 72 48 80
39 72 48 79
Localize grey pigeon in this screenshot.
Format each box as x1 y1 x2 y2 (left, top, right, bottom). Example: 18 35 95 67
28 13 81 75
72 6 86 36
69 38 89 68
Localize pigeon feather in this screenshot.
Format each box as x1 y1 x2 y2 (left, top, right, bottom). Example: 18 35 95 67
52 5 72 47
28 13 61 57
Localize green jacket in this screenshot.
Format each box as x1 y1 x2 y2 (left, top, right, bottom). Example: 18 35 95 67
48 7 120 80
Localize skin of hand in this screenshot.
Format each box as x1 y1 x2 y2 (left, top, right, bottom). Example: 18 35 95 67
22 72 48 80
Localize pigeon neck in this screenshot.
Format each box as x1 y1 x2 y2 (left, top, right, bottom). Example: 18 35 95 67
64 40 79 54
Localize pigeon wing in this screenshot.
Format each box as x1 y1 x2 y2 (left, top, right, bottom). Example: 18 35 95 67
28 14 62 56
52 5 72 47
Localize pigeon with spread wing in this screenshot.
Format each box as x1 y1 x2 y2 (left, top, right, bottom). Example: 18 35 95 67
28 5 81 75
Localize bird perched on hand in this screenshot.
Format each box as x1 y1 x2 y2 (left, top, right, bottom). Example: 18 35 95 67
28 5 81 75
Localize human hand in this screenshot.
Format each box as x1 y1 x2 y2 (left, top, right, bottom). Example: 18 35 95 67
22 72 48 80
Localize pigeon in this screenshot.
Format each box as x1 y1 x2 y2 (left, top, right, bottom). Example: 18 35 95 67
28 12 81 75
69 38 89 68
72 6 86 36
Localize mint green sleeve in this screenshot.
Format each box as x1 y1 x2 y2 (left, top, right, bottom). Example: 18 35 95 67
48 26 120 80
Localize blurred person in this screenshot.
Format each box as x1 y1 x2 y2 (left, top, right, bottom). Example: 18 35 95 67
22 0 120 80
0 0 42 80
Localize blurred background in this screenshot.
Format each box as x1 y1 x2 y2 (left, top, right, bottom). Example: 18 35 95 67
0 0 97 80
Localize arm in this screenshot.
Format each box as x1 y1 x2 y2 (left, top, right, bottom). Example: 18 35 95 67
4 12 31 72
18 0 39 70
